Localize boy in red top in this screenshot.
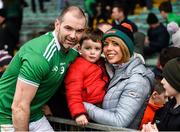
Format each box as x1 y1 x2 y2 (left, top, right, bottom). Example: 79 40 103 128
139 81 167 129
65 29 109 126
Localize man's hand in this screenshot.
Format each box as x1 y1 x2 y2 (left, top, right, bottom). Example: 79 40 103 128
75 114 88 126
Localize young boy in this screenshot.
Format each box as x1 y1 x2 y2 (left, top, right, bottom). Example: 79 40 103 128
64 29 109 126
139 81 166 129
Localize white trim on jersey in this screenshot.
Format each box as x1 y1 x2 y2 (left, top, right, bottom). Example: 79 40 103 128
18 76 39 88
52 31 61 50
43 38 55 57
43 38 58 62
45 43 56 61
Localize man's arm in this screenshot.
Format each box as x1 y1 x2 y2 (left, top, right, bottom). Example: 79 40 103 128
11 79 38 131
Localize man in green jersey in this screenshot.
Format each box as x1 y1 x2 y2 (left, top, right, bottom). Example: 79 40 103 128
0 6 87 131
159 1 180 26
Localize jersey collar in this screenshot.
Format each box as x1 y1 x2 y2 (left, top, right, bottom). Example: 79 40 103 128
52 31 61 51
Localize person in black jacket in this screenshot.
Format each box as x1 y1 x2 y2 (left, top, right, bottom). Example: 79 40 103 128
143 12 170 58
142 57 180 131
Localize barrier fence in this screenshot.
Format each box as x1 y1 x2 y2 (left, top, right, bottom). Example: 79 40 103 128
47 116 137 131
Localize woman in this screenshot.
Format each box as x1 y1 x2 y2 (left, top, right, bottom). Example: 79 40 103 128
84 25 154 129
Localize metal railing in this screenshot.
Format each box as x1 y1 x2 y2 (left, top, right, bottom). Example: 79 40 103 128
47 116 137 131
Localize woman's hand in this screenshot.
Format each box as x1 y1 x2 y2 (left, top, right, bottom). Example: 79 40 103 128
141 122 159 132
75 114 88 126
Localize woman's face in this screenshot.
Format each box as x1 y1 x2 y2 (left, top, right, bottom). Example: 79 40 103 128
103 37 123 64
161 78 179 97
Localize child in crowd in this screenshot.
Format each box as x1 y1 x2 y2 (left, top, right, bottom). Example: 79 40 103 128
64 29 109 126
142 57 180 131
0 50 12 77
139 81 166 129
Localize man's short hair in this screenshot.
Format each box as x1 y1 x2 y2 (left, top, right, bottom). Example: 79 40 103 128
57 6 87 24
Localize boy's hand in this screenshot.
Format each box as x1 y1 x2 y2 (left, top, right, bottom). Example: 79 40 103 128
75 114 88 126
141 122 158 132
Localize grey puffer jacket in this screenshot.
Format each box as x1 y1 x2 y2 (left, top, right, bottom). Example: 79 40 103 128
84 57 154 129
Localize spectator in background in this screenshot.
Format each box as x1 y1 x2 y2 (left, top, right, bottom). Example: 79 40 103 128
0 8 6 49
142 57 180 131
159 47 180 69
143 12 170 58
84 25 154 129
84 0 96 27
159 1 180 26
0 50 12 77
139 81 166 129
153 46 180 82
111 2 138 33
3 0 24 55
31 0 46 13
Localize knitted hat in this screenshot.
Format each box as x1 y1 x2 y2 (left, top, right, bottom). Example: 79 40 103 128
163 57 180 92
0 50 12 67
146 12 158 25
102 25 134 56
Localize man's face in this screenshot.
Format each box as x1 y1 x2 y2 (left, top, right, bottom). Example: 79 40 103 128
55 12 86 52
111 7 124 21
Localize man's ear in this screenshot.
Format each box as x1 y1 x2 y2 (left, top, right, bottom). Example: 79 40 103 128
54 19 60 32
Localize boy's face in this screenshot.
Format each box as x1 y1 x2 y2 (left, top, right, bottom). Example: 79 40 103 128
79 39 102 63
153 91 166 106
161 78 179 97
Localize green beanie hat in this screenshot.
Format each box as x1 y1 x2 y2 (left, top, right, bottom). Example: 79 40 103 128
163 57 180 92
102 28 134 56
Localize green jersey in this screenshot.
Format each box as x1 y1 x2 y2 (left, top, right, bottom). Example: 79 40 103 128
0 31 79 124
168 13 180 26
